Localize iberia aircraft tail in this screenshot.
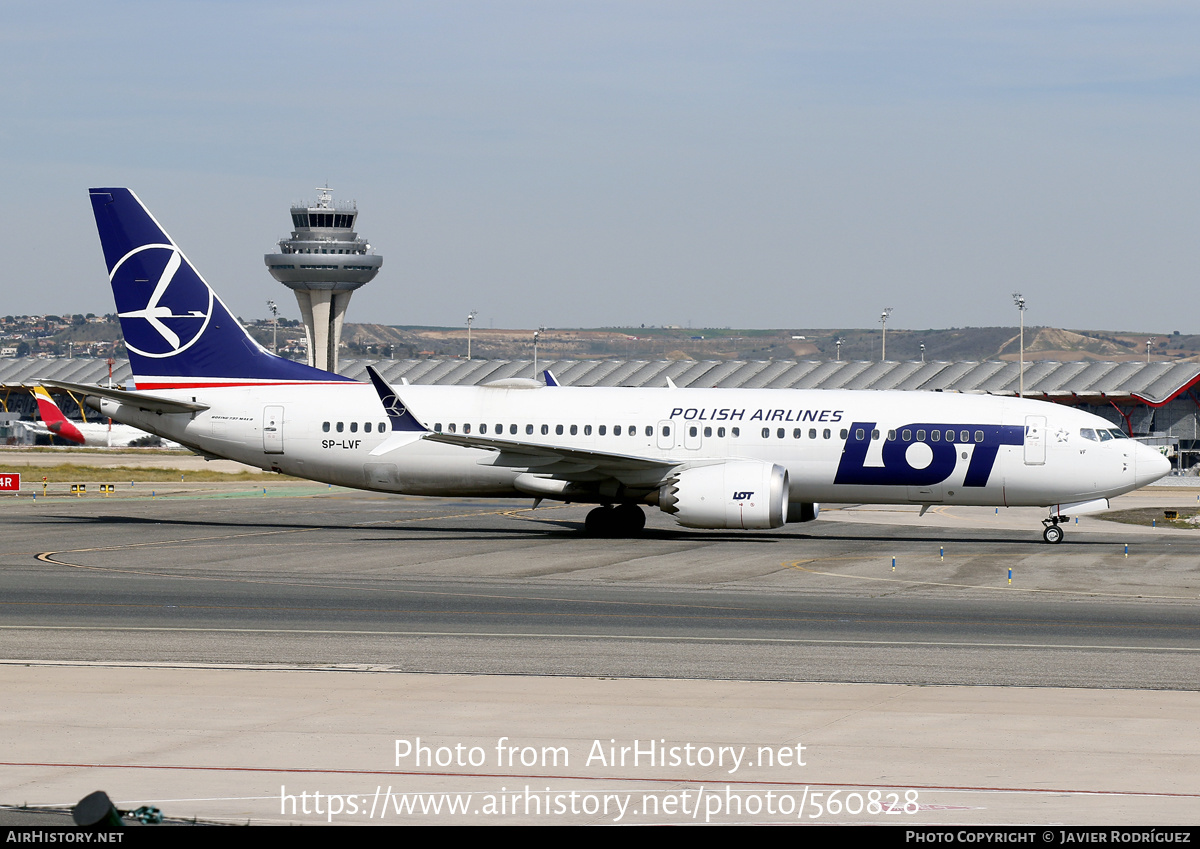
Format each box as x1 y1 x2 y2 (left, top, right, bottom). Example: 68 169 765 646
32 386 85 444
88 188 353 390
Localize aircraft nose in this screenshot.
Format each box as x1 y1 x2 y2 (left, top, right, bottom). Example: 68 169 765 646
1134 443 1171 487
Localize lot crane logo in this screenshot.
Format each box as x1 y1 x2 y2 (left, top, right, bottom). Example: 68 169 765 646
380 392 406 419
111 244 213 358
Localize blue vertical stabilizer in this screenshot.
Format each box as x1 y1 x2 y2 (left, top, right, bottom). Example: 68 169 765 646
89 188 353 388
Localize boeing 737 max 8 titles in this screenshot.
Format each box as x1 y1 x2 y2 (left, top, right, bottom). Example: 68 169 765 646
51 188 1170 542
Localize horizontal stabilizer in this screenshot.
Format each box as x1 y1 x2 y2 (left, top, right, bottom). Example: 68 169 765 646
41 380 209 415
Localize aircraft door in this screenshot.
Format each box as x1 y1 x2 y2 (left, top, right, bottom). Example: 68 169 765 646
657 420 675 450
683 422 702 450
1024 415 1046 465
263 405 284 454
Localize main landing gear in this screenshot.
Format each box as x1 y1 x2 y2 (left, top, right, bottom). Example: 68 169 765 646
584 504 646 537
1042 515 1065 544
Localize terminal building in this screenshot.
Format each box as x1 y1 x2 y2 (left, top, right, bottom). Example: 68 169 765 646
264 187 382 372
4 356 1200 469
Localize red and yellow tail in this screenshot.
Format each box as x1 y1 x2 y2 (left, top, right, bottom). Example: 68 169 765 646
33 386 85 444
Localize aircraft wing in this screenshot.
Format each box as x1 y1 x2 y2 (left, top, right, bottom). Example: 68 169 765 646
365 366 678 473
422 430 677 471
39 380 210 415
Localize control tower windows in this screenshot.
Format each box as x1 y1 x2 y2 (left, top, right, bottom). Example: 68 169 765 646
296 212 356 229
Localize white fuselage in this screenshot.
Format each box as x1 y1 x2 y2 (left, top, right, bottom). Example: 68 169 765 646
91 382 1168 511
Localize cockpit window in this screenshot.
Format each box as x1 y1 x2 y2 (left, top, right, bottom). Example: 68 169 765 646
1109 428 1129 439
1080 428 1098 441
1097 429 1113 442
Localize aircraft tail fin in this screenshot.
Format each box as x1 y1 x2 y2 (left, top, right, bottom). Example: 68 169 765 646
366 366 429 433
32 386 85 444
88 188 352 390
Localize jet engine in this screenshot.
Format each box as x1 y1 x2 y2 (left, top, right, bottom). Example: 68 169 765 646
659 460 789 529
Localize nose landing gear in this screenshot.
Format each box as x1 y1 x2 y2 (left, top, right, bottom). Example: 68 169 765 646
1042 515 1065 544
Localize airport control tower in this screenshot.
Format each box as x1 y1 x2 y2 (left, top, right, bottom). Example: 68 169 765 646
265 187 383 373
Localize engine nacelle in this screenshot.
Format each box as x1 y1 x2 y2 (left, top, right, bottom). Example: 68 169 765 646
659 460 789 529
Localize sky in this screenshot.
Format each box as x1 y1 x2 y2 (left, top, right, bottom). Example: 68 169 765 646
2 1 1199 333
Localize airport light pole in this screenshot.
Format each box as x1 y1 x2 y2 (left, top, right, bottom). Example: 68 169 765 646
1147 337 1155 363
266 300 279 354
920 341 925 363
533 326 545 379
835 337 841 362
466 310 478 361
880 308 893 361
1012 293 1026 397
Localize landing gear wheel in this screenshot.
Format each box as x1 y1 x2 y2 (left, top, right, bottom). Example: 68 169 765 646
1042 523 1064 544
584 506 615 536
584 504 646 537
612 503 646 533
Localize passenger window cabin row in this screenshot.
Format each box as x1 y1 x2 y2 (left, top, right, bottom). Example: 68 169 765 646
425 424 983 442
752 427 987 442
431 423 739 437
322 421 387 433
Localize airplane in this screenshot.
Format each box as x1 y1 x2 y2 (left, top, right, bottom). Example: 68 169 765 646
28 384 174 448
46 187 1170 543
